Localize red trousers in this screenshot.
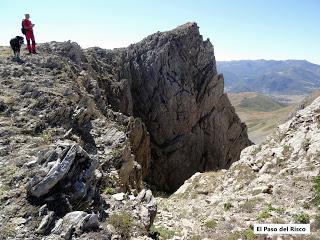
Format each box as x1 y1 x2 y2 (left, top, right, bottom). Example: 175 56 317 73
25 31 36 52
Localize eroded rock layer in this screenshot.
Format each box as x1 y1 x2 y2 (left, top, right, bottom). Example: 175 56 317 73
85 23 252 190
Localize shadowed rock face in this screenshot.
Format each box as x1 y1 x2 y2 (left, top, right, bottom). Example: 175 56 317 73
47 23 252 191
85 23 252 191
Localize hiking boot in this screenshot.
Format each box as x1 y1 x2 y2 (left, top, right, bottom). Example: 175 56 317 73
32 51 38 54
27 52 32 55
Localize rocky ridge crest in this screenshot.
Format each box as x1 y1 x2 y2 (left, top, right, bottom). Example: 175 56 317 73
83 22 252 191
0 23 250 239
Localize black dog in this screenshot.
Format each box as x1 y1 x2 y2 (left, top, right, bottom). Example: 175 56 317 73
10 36 24 60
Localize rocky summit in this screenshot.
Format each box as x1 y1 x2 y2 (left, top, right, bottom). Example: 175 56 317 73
84 22 252 191
0 23 251 239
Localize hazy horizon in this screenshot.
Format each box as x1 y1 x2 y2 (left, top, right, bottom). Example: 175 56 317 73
1 0 319 64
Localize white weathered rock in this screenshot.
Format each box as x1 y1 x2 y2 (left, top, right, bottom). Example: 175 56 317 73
51 211 99 239
36 211 55 234
259 162 273 174
112 192 126 201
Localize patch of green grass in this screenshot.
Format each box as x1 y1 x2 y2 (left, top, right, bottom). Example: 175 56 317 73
205 219 217 229
258 203 285 220
0 223 17 238
112 145 124 159
103 187 115 195
226 229 256 240
153 190 171 198
274 131 286 143
150 226 175 239
258 209 270 220
108 212 133 239
0 165 18 185
72 199 90 211
314 176 320 208
190 235 202 240
233 163 256 184
0 96 15 106
272 217 286 224
243 229 256 240
250 146 261 156
224 202 233 211
282 145 293 158
239 95 286 112
240 198 261 213
226 232 242 240
41 130 53 144
302 201 311 209
294 212 310 223
111 145 125 169
0 185 10 202
267 204 285 214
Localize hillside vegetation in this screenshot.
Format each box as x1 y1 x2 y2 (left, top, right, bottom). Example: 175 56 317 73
229 92 299 143
238 94 287 112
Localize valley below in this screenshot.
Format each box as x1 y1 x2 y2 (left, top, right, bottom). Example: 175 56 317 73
228 92 301 144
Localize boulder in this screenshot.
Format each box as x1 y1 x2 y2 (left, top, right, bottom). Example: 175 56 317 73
50 211 99 239
135 189 157 230
27 144 99 215
36 211 55 234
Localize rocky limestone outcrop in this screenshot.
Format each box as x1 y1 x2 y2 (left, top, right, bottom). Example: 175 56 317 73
27 144 99 214
48 211 99 239
83 23 252 191
0 44 154 239
0 22 252 239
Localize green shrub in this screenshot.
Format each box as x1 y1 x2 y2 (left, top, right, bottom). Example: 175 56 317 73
103 187 115 195
243 229 255 240
267 204 285 214
226 232 242 240
190 235 202 240
0 223 16 238
302 201 311 209
224 202 233 211
226 230 256 240
150 226 175 239
258 209 270 220
314 176 320 207
294 213 310 223
41 130 53 144
109 212 133 239
240 199 259 213
258 203 285 220
250 146 261 156
205 219 217 229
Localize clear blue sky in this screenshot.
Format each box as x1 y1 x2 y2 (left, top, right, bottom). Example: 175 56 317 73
1 0 319 63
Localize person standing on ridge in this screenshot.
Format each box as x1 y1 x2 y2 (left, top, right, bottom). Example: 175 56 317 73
22 14 37 54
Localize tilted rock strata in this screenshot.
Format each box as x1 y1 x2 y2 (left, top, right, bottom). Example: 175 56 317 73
0 44 153 239
84 23 252 191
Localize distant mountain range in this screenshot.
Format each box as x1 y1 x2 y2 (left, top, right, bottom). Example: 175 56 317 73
217 60 320 95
